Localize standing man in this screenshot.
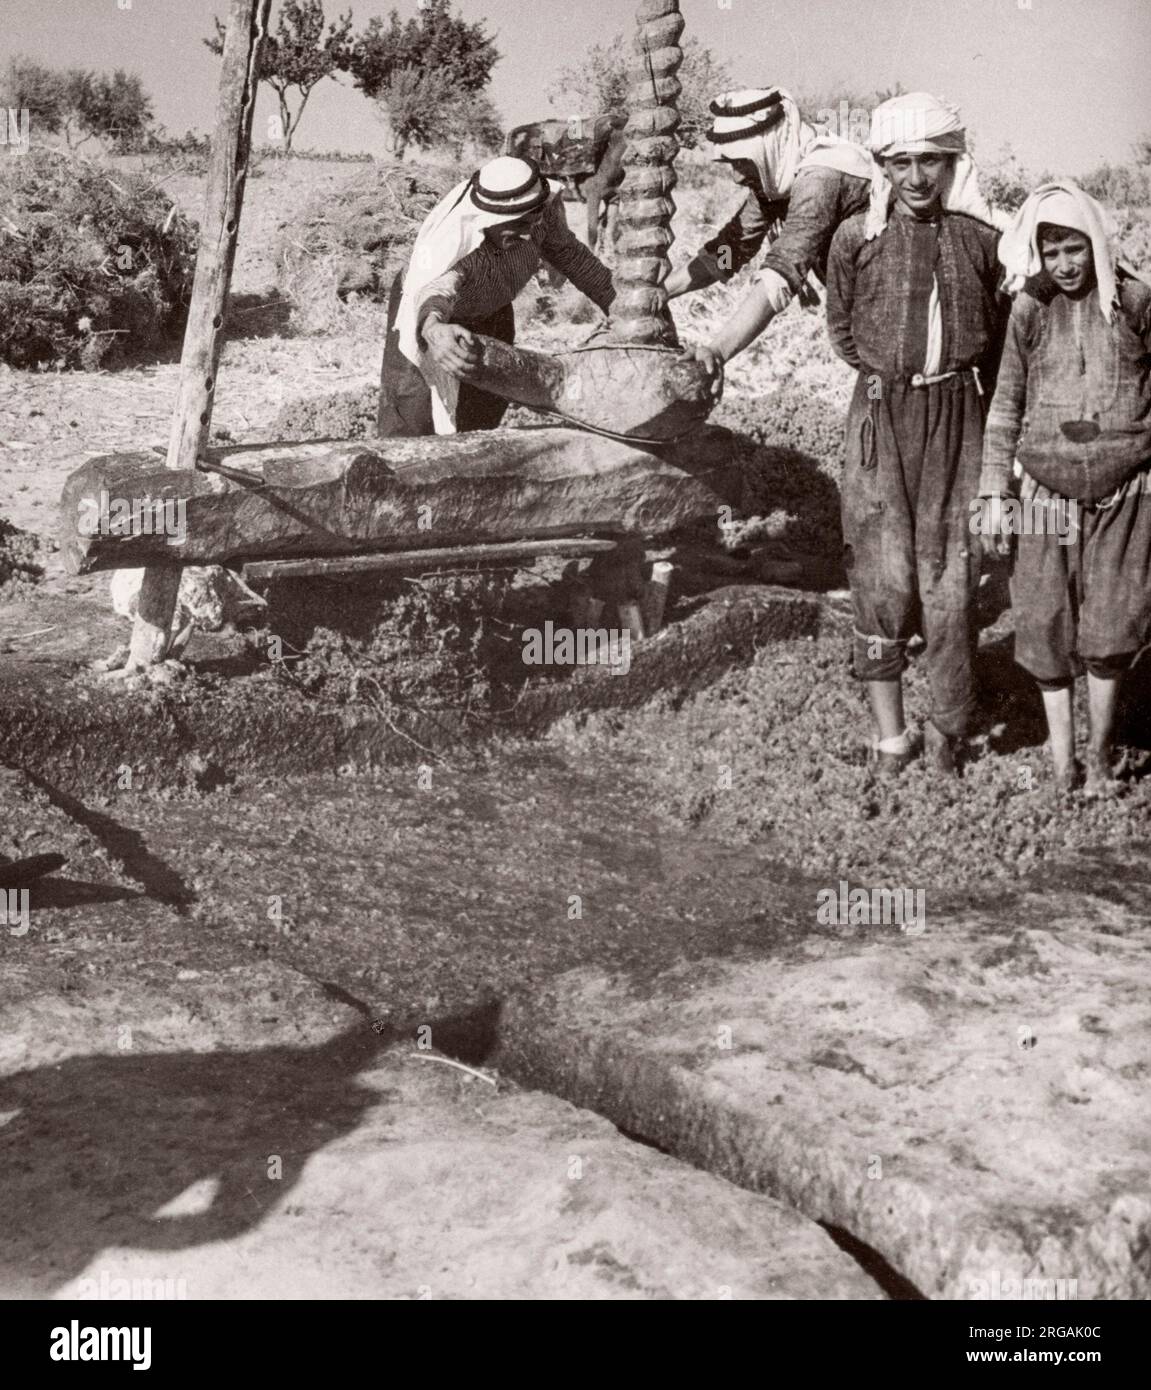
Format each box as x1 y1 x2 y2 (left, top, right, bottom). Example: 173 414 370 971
379 155 616 436
825 92 1006 776
667 87 875 369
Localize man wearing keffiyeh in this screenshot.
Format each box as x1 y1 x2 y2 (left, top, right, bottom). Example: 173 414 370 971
825 91 1008 777
378 155 616 436
666 87 875 368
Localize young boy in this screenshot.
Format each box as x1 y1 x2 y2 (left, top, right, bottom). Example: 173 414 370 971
978 181 1151 795
825 92 1006 775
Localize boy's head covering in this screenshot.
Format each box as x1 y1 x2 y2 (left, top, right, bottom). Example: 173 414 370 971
863 91 1002 239
998 180 1119 322
395 156 557 432
707 86 873 199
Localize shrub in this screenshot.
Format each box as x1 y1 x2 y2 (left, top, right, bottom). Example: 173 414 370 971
0 149 197 369
980 147 1039 213
1078 161 1151 208
275 159 463 332
0 517 44 595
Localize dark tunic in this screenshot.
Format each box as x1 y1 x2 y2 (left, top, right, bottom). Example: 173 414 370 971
825 208 1007 736
981 277 1151 680
698 165 870 294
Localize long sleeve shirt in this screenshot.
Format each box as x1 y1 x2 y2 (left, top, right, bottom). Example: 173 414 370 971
826 209 1005 379
980 275 1151 499
696 166 871 293
416 193 614 341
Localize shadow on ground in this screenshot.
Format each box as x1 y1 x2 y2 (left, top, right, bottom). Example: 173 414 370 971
0 1018 437 1296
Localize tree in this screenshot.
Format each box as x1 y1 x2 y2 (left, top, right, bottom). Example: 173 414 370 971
549 35 731 149
1 57 64 140
345 0 499 101
205 0 353 153
0 57 154 150
69 71 155 150
373 65 458 159
372 67 502 160
344 0 500 159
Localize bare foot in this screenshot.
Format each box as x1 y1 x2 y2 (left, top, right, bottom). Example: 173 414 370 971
1052 758 1083 795
924 721 959 777
1083 745 1119 799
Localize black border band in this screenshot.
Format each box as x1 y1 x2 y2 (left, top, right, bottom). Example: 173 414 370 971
709 91 783 118
709 106 787 144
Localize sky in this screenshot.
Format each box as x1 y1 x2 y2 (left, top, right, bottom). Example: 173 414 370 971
3 0 1148 175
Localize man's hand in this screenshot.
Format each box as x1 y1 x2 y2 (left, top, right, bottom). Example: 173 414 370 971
683 342 725 402
423 318 483 379
975 493 1013 560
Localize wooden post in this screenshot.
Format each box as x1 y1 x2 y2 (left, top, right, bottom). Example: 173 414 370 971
125 0 271 669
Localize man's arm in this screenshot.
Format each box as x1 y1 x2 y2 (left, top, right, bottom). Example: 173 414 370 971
540 197 615 314
415 266 483 378
665 191 785 299
759 167 867 295
415 266 466 349
824 220 862 370
686 173 865 364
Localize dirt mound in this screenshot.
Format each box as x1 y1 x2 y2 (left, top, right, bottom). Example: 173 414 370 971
260 569 523 717
276 161 464 334
270 383 378 441
0 518 44 597
0 150 197 370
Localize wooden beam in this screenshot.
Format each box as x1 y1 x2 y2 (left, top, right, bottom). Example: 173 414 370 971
126 0 271 669
60 425 740 574
243 538 619 583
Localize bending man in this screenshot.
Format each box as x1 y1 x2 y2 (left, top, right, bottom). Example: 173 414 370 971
379 156 616 436
666 88 874 369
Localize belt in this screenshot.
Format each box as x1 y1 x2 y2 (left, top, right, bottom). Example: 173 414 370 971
908 365 984 395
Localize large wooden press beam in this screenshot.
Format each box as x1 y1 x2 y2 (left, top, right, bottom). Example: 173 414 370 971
126 0 271 668
60 425 739 575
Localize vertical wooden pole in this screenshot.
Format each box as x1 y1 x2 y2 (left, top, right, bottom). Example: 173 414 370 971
126 0 271 669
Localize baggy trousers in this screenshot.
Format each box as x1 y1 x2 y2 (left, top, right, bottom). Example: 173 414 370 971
1010 468 1151 683
841 370 985 737
376 272 516 437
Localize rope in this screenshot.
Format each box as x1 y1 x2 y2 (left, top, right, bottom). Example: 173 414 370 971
534 405 699 447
